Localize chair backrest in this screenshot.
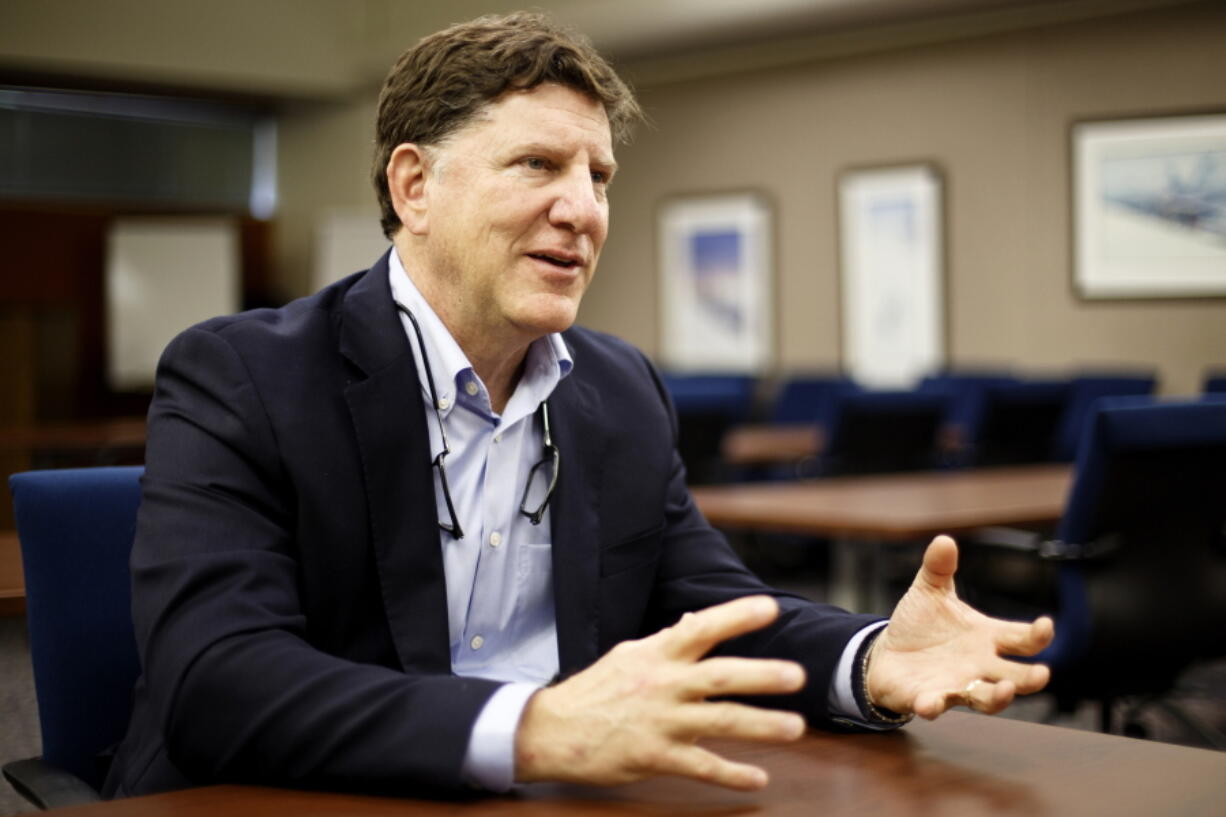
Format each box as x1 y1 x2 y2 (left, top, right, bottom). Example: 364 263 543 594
1204 370 1226 394
969 380 1070 466
921 368 1015 431
1041 397 1226 697
9 467 143 791
821 390 947 476
660 374 758 484
660 373 757 420
770 376 859 426
1052 373 1157 462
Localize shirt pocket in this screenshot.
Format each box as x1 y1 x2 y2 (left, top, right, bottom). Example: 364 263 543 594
510 542 557 680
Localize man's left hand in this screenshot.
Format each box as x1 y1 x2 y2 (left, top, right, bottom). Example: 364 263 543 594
866 535 1054 719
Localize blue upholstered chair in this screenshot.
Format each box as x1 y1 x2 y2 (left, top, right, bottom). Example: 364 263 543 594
1052 373 1157 462
1203 370 1226 394
660 373 757 483
967 396 1226 739
818 389 948 476
769 375 859 427
4 467 144 809
963 380 1070 466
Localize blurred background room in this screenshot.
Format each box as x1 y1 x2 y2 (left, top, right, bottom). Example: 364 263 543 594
2 1 1225 812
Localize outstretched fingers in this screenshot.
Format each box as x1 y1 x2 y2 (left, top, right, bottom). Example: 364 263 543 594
669 701 806 743
654 743 770 791
994 616 1055 657
660 596 781 662
679 656 807 699
915 535 959 592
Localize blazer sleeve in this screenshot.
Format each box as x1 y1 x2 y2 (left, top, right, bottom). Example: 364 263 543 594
128 326 501 792
638 353 884 726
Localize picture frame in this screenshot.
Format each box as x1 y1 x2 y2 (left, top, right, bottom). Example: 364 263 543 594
837 163 945 388
657 192 772 372
1073 112 1226 299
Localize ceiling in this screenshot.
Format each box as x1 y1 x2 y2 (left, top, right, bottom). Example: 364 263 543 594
0 0 1196 99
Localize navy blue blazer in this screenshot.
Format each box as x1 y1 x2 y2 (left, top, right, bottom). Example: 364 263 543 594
103 252 879 798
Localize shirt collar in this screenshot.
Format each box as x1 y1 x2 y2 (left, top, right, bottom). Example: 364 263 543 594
387 249 573 424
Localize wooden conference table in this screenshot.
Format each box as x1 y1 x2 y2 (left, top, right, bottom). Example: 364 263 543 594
0 530 24 616
690 464 1073 611
44 712 1226 816
720 423 823 466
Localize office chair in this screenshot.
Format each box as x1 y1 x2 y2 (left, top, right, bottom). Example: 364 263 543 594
917 371 1017 466
965 396 1226 740
770 375 859 426
5 467 143 809
818 389 948 476
1051 373 1156 462
1204 370 1226 394
661 373 757 483
964 380 1070 467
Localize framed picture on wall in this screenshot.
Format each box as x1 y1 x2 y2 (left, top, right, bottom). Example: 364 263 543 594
1073 112 1226 298
657 192 772 372
837 163 945 388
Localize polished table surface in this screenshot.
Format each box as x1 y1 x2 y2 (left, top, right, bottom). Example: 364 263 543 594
720 423 824 466
691 464 1072 541
46 712 1226 816
0 417 146 453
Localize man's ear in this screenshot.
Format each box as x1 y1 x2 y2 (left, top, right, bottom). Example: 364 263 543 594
386 143 431 235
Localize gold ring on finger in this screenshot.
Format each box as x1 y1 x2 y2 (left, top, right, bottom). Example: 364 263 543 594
963 679 985 709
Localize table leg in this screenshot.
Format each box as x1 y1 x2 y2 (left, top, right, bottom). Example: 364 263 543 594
829 538 880 613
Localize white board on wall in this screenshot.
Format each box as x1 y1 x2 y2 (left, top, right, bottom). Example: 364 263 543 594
105 217 240 390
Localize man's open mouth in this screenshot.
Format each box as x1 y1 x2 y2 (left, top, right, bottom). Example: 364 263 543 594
529 253 580 269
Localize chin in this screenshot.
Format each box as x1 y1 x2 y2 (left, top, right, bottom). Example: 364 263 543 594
512 300 580 337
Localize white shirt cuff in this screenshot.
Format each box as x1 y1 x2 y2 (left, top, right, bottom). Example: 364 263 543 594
460 682 540 792
827 621 899 730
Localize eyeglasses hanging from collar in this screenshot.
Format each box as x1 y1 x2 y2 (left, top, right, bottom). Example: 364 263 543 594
395 302 560 539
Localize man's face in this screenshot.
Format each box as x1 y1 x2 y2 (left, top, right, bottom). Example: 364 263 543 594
414 82 615 346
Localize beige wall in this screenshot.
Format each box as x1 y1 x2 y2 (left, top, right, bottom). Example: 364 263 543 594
582 0 1226 394
270 1 1226 394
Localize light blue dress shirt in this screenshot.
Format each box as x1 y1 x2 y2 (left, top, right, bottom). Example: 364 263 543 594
388 252 888 792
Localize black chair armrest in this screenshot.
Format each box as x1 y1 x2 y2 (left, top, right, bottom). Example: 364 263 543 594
2 757 102 810
968 527 1120 561
968 526 1044 552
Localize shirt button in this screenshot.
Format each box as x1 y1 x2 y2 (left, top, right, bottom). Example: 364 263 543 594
437 396 451 410
465 381 479 397
489 531 502 548
470 635 484 650
494 434 502 444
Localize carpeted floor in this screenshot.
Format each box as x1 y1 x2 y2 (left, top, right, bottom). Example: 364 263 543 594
0 617 39 816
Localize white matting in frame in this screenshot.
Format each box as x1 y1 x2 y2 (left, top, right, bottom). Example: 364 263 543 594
838 164 945 388
1074 112 1226 298
658 193 772 372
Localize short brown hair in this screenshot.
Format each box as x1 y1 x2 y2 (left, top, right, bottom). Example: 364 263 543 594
371 11 642 239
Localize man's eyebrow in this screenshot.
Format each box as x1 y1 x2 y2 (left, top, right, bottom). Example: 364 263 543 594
513 142 618 173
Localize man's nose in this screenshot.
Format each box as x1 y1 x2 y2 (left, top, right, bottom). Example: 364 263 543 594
548 169 605 235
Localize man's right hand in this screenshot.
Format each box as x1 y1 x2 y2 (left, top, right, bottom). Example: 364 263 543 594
514 595 807 790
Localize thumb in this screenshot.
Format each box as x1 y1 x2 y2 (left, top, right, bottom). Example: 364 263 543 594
916 535 959 591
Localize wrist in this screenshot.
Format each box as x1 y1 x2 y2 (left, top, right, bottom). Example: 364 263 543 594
513 686 564 784
856 630 913 725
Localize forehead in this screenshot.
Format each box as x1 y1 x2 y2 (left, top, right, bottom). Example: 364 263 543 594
448 83 613 158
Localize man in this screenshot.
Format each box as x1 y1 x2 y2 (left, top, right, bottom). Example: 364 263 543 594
103 12 1052 798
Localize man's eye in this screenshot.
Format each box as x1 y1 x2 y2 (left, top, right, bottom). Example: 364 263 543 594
523 157 549 170
591 170 609 185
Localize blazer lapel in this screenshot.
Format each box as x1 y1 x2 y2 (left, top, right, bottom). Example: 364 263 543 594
339 253 452 674
547 364 607 677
